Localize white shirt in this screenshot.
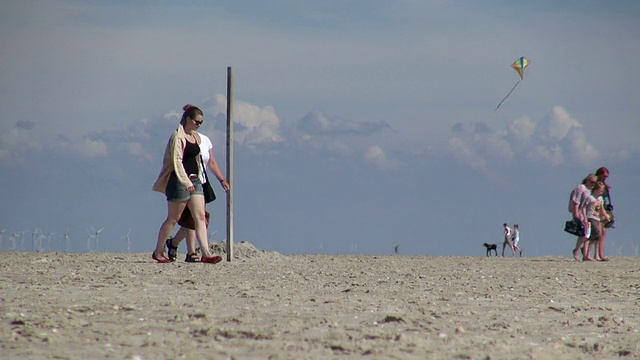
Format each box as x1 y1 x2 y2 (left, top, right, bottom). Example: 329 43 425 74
198 133 213 183
569 183 590 216
582 195 604 221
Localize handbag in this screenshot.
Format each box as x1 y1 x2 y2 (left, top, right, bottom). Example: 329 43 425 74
178 205 210 230
200 155 216 203
564 219 585 237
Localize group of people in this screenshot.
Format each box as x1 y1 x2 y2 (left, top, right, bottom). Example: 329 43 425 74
569 167 613 261
502 223 522 257
151 104 230 263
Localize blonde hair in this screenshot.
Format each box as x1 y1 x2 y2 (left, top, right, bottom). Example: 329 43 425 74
592 181 605 192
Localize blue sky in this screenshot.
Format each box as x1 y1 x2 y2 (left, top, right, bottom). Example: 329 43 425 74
1 1 639 256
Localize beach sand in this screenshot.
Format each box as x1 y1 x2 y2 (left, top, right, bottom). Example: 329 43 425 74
1 244 639 359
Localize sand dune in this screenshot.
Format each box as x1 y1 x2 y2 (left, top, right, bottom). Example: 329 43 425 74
1 249 638 359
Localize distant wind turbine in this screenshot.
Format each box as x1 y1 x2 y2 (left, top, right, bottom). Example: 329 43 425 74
88 228 104 251
12 231 25 251
122 228 131 253
46 232 56 252
63 230 71 252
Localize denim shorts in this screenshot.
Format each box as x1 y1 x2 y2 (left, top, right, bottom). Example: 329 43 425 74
165 172 203 202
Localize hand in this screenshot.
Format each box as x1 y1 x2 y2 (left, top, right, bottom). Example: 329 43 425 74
187 186 195 193
220 179 230 192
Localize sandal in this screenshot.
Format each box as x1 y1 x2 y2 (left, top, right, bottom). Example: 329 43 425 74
166 237 178 262
184 253 200 263
152 251 171 263
201 255 223 264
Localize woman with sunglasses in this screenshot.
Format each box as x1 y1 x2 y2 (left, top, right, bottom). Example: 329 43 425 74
151 104 221 263
570 173 597 261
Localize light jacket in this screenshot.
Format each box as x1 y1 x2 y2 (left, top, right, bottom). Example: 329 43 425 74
152 125 202 194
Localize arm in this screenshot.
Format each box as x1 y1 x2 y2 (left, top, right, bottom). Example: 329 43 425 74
171 133 193 189
579 199 588 225
207 148 230 191
572 200 581 220
599 201 609 222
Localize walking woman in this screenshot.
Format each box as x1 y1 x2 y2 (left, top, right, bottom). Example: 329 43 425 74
151 104 221 263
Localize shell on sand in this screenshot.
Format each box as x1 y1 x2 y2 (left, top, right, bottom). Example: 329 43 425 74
1 248 639 359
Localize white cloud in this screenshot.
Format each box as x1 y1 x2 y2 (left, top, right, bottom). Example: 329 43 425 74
449 106 602 170
120 142 149 160
527 144 565 166
543 106 583 141
365 145 386 164
71 138 108 158
448 136 487 170
567 130 600 166
477 132 515 162
209 95 283 148
507 116 536 143
297 109 390 136
364 145 402 169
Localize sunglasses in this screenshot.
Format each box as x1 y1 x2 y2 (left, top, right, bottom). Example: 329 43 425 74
191 118 203 126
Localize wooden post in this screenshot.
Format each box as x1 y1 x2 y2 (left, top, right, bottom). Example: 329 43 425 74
225 67 234 261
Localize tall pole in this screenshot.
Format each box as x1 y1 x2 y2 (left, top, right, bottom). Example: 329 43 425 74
225 67 234 261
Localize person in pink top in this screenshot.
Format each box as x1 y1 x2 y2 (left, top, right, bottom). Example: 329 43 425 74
570 174 597 261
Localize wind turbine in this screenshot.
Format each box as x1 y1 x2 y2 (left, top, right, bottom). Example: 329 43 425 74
208 230 218 244
12 231 24 251
32 228 42 252
88 227 104 251
35 229 47 252
46 232 56 252
63 229 71 252
122 228 131 253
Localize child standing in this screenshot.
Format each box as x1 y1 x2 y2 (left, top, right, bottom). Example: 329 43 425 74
502 223 515 257
511 224 522 257
581 182 610 261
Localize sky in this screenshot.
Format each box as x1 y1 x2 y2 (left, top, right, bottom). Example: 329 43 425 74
1 0 639 256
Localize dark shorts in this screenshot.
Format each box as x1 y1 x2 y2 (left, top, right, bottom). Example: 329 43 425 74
165 172 203 202
588 218 602 241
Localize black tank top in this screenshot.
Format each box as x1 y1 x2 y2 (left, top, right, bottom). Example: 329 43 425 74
182 139 200 176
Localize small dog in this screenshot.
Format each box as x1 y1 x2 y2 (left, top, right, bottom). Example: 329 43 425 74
483 243 498 257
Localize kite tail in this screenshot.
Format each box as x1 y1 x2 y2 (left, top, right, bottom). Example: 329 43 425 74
495 80 521 111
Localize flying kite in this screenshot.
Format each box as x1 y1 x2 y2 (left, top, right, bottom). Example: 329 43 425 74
495 56 530 110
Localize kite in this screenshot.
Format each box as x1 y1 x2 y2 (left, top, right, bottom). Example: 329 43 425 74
495 56 530 110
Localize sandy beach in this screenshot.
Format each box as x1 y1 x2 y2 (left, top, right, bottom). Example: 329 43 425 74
1 245 638 359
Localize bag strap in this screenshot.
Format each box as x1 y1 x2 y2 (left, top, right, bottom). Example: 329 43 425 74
200 155 210 184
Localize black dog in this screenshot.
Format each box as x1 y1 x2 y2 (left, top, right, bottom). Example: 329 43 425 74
483 243 498 257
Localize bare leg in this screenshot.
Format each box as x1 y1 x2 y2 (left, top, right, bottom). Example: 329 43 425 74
573 237 586 261
514 244 522 257
188 195 213 258
170 223 198 255
155 201 187 260
583 240 595 261
186 229 197 254
171 227 188 247
599 227 609 261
